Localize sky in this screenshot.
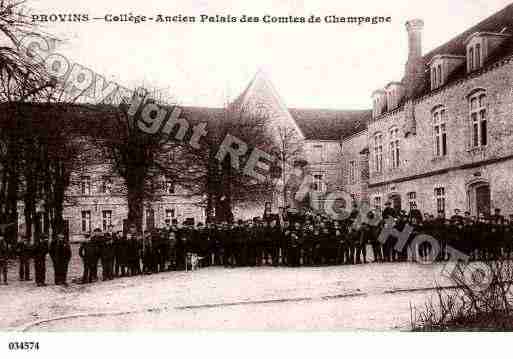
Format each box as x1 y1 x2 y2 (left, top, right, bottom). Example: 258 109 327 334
17 0 513 109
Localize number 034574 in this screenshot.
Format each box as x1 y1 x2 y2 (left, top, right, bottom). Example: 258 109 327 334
8 341 40 350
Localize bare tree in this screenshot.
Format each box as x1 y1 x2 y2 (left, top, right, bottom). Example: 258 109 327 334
270 125 303 209
206 102 277 222
0 0 57 241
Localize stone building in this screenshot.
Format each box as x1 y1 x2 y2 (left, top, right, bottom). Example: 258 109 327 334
60 71 369 239
340 128 370 206
230 72 370 217
342 4 513 217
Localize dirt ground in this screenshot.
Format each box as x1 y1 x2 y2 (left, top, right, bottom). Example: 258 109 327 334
0 244 455 331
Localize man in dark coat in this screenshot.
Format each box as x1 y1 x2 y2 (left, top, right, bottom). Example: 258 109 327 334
79 234 95 284
142 232 154 274
287 222 302 267
101 233 115 280
34 234 49 286
280 220 290 266
167 230 178 270
0 235 9 285
347 223 359 265
114 231 127 276
269 219 281 266
157 229 169 272
382 201 396 221
356 223 372 264
89 229 103 281
16 236 32 281
127 230 142 276
49 233 72 285
246 221 257 266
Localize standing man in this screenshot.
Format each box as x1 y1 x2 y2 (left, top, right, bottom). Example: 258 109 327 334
90 229 103 281
126 225 141 276
34 234 49 287
17 236 32 281
114 230 127 277
0 235 9 285
433 210 447 261
382 201 396 221
49 233 72 286
79 234 94 284
287 222 302 267
101 232 115 280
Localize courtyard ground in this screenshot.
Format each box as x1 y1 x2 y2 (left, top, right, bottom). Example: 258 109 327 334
0 245 456 331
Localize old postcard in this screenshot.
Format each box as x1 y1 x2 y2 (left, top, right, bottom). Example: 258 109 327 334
1 0 513 357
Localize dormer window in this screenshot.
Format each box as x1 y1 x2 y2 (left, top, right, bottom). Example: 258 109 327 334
476 43 481 68
467 43 482 72
371 89 386 118
428 54 465 90
431 64 443 88
384 82 404 111
468 47 474 71
465 31 510 73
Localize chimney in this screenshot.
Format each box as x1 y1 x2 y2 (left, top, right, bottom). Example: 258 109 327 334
403 19 425 99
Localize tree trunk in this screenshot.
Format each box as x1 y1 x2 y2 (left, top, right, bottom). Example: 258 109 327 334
127 170 145 232
6 128 19 243
52 161 66 234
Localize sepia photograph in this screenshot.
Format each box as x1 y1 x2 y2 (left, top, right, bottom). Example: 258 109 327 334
1 0 513 355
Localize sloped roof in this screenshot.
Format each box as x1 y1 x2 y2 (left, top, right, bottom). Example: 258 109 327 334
414 3 513 98
288 108 371 141
423 4 513 64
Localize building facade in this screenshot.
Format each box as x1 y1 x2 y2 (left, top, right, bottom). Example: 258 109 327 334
34 5 513 240
343 4 513 217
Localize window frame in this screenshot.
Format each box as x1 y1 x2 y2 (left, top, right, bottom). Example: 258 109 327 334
374 196 382 211
389 127 400 169
81 210 91 233
312 144 324 162
434 187 446 215
163 178 175 195
102 210 112 231
468 47 474 71
348 160 357 184
165 208 175 222
475 43 481 68
373 133 383 173
432 106 448 157
312 173 325 192
100 176 112 194
407 191 417 210
81 176 91 196
469 90 487 148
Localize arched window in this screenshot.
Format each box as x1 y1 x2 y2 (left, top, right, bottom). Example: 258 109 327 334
469 90 487 147
432 106 447 157
389 127 400 169
373 133 383 173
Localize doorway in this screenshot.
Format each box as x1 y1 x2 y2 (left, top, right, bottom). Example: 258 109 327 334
468 181 491 216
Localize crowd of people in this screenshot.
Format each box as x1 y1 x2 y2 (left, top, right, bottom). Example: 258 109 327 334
0 201 512 287
0 232 71 286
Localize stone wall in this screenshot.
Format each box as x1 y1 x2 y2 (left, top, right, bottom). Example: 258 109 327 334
367 57 513 215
